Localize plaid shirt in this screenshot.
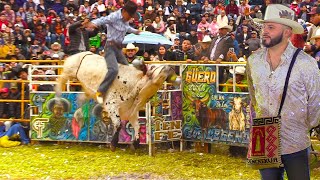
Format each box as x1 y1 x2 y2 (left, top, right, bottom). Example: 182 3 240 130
92 8 137 45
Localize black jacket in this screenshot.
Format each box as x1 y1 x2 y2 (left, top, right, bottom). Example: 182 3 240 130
67 21 99 54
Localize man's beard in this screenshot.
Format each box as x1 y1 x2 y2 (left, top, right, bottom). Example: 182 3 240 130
262 32 283 48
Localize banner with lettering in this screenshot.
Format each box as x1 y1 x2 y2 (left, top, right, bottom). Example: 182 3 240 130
247 117 282 169
181 65 250 146
149 91 183 142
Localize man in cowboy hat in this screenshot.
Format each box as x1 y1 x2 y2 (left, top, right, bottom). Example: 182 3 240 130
309 28 320 68
143 6 156 22
208 22 234 87
194 35 211 61
247 4 320 179
87 1 141 104
305 6 320 51
122 43 139 63
50 42 64 60
122 43 147 73
223 66 247 92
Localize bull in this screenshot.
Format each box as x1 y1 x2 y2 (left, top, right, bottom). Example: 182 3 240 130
190 95 227 130
55 52 179 151
228 97 246 131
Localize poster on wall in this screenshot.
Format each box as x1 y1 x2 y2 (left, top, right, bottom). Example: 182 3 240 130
181 65 250 146
30 93 147 144
149 90 183 143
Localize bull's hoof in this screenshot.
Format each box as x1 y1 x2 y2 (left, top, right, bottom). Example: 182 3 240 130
110 144 116 152
133 138 140 149
129 144 135 151
110 137 119 152
110 126 121 152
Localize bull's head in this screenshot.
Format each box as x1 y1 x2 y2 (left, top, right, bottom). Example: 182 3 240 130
231 97 245 113
188 95 209 116
147 65 181 86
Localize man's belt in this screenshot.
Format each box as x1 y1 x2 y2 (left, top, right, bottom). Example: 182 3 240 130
106 41 122 49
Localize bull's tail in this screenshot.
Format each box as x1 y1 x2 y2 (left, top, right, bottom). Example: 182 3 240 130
55 71 68 98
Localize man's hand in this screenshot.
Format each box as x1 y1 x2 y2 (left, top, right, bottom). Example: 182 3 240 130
227 50 237 62
186 59 192 63
215 58 222 64
86 22 98 29
202 57 209 63
134 30 141 35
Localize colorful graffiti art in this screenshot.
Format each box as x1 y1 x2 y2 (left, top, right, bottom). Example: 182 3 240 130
181 65 250 146
149 90 183 143
30 93 146 143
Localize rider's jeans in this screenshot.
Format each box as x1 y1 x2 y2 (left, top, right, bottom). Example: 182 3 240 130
259 147 310 180
98 45 128 95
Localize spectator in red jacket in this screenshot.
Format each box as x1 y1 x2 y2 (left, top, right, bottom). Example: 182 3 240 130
225 0 239 21
0 12 9 33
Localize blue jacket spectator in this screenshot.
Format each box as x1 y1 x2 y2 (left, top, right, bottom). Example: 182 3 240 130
51 0 64 16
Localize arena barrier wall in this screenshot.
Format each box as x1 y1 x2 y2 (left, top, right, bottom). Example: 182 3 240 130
0 60 249 155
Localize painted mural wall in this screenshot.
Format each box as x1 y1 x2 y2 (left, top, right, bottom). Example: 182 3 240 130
181 65 251 147
30 93 147 144
30 90 183 144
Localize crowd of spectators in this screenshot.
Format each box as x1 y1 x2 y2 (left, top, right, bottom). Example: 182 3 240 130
0 0 310 61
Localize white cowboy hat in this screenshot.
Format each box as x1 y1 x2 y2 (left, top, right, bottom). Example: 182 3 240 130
253 4 304 34
45 69 56 75
229 66 246 75
202 35 212 43
310 29 320 40
51 42 61 49
238 57 246 62
218 23 232 32
147 6 153 11
122 43 139 53
185 10 190 14
168 16 176 21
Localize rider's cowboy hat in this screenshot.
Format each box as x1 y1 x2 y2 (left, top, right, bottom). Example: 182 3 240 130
123 1 138 17
253 4 304 34
122 43 139 54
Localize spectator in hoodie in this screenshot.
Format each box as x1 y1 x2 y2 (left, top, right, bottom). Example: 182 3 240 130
16 7 26 21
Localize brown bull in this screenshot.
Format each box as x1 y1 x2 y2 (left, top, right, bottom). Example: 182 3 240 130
192 99 227 130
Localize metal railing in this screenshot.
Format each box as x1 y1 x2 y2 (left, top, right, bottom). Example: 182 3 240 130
0 59 247 123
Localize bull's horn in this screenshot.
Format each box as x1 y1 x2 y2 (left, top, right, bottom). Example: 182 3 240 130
200 94 209 103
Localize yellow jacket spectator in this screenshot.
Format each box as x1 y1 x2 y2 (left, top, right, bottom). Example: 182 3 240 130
223 66 248 92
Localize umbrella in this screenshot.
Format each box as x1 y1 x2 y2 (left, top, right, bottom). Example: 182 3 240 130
123 32 173 46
